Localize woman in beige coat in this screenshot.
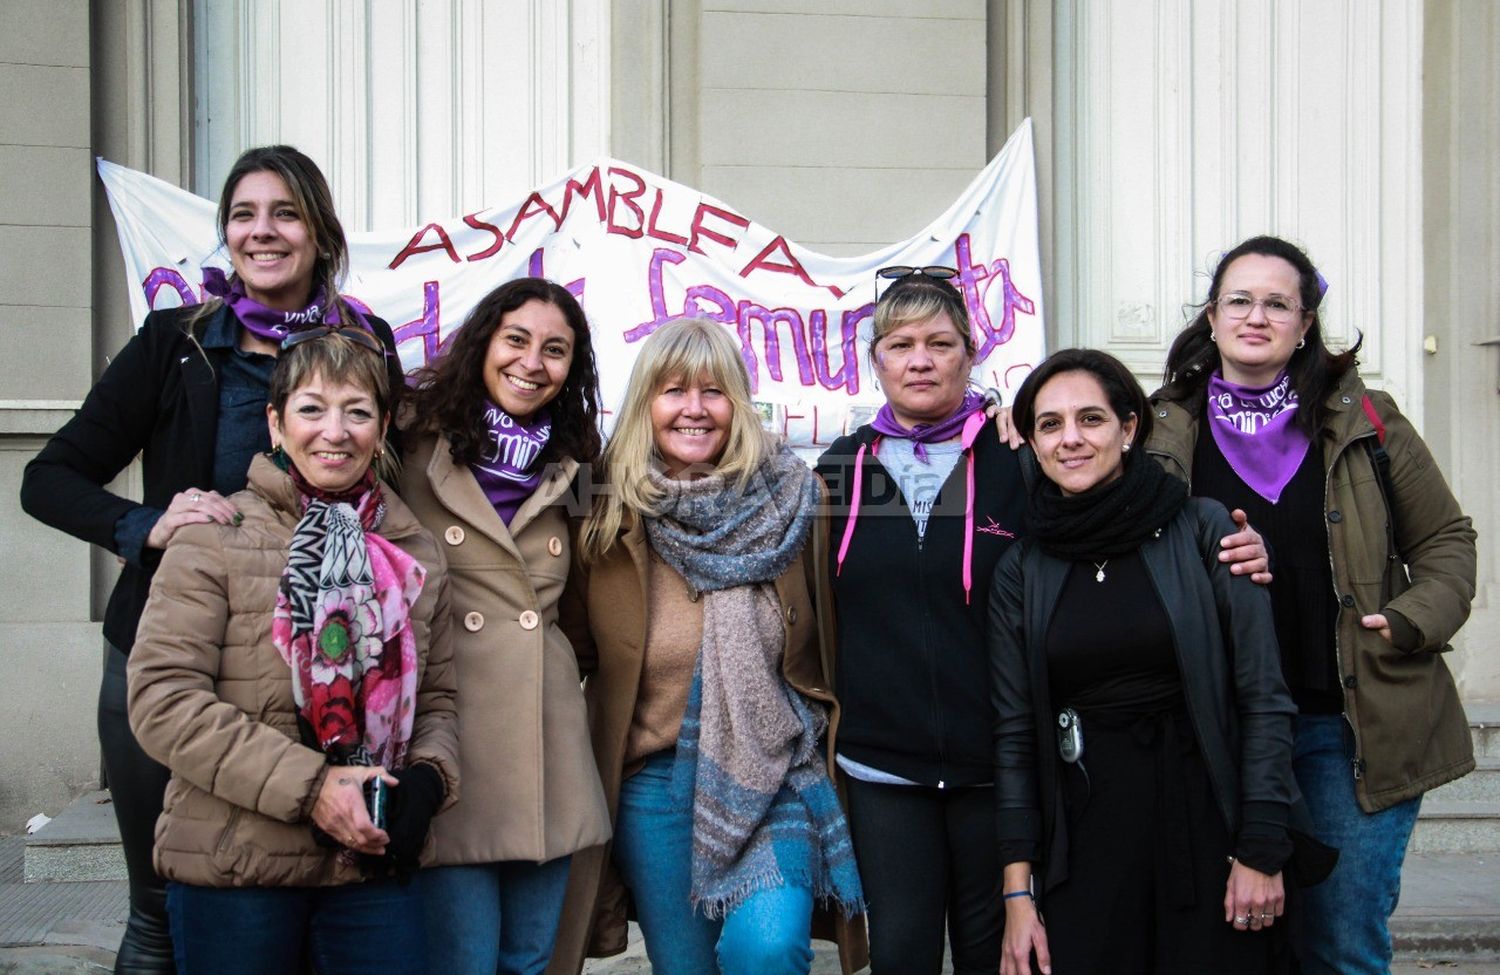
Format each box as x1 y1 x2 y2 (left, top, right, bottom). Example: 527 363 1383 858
400 277 611 975
127 329 458 974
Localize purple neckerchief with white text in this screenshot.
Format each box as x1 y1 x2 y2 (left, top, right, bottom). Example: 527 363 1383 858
1205 369 1310 504
870 388 986 463
468 401 552 526
202 266 369 342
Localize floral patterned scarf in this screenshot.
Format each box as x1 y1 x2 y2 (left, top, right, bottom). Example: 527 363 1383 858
272 466 426 769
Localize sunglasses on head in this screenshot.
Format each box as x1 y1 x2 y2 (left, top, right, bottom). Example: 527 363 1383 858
874 264 959 303
279 323 386 357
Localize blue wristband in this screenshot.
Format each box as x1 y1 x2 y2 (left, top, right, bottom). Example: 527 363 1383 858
1003 890 1032 901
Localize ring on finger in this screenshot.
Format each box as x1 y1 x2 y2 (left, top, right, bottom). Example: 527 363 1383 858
189 492 202 503
1234 915 1249 925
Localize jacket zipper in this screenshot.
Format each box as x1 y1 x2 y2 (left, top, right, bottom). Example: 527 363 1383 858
915 515 949 788
1324 429 1377 784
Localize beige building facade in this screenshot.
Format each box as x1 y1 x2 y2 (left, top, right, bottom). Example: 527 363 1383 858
1 0 1495 830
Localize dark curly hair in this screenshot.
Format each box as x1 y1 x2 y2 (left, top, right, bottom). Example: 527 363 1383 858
1160 234 1359 434
406 277 602 466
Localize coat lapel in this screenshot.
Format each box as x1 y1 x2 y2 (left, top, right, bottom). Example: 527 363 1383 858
180 316 224 487
424 434 579 558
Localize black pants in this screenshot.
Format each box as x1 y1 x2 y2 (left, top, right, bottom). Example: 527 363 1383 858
100 643 176 974
844 777 1002 975
1042 710 1287 974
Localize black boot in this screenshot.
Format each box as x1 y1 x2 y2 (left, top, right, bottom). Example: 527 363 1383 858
100 644 177 974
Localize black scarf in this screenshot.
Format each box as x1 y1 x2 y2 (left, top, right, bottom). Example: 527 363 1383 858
1025 450 1188 561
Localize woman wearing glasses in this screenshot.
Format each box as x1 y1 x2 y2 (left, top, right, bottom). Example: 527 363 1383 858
126 328 456 973
1146 235 1477 974
398 278 612 975
20 144 404 974
812 268 1025 974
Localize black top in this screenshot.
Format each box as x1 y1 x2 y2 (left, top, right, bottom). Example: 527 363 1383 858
817 425 1027 787
1192 421 1342 714
1045 551 1182 714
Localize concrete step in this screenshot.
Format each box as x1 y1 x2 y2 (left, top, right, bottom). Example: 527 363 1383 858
1390 851 1500 962
22 791 124 884
1470 702 1500 759
1430 758 1500 803
1410 801 1500 854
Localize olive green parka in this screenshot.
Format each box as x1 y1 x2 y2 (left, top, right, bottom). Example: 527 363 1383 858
1146 369 1476 812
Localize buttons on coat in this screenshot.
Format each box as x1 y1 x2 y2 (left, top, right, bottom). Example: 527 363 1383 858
463 612 484 631
445 526 466 545
519 610 540 631
1341 594 1356 608
548 536 563 557
785 606 798 625
1343 674 1359 689
1328 511 1343 523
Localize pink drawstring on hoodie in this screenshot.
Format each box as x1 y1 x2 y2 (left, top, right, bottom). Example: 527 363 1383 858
836 411 990 605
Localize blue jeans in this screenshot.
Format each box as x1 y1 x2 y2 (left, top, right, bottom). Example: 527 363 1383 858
612 751 815 975
166 878 424 975
418 856 572 975
1292 714 1422 975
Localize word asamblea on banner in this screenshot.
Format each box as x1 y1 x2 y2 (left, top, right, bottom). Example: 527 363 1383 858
100 120 1046 449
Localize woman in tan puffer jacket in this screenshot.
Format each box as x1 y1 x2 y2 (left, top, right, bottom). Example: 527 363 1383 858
128 330 457 975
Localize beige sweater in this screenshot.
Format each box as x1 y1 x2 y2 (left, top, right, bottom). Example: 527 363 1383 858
623 550 704 767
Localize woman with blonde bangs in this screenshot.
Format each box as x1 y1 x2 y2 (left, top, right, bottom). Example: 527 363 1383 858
555 318 865 975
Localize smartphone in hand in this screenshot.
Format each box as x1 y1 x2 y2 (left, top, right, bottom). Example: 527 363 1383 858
363 776 388 831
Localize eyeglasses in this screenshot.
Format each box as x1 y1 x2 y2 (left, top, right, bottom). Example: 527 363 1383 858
279 323 386 357
874 265 959 303
1214 293 1305 324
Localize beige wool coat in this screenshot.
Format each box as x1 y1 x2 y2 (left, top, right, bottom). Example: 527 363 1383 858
398 431 610 865
127 455 459 888
547 514 869 975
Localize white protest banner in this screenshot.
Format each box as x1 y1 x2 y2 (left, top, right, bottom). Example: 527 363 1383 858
99 120 1044 449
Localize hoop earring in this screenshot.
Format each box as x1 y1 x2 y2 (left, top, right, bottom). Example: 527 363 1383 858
1208 330 1217 343
1122 442 1131 453
1296 337 1307 350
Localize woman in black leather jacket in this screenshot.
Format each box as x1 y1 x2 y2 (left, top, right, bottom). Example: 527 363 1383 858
988 348 1299 975
20 145 403 975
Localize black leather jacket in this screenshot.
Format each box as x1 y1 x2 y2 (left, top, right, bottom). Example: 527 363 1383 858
988 497 1298 892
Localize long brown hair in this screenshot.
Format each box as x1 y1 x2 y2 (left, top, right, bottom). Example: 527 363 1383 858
188 145 354 331
1160 234 1359 433
405 277 602 467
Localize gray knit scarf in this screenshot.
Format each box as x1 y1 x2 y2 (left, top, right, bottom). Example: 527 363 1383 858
644 443 865 918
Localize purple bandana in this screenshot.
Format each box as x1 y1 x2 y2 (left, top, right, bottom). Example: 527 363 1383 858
1206 370 1311 504
468 401 552 525
202 266 367 342
871 388 986 462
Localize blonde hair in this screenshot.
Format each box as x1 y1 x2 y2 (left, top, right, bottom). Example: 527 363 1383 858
581 318 771 561
870 276 975 361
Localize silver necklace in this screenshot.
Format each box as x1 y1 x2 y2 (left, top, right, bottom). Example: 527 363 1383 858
1093 560 1109 583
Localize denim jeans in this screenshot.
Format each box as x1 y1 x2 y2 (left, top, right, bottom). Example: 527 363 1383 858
418 855 572 975
1292 713 1422 975
612 751 815 975
166 878 424 975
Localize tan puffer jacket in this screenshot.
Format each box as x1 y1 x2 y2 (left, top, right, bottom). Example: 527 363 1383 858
127 455 458 887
